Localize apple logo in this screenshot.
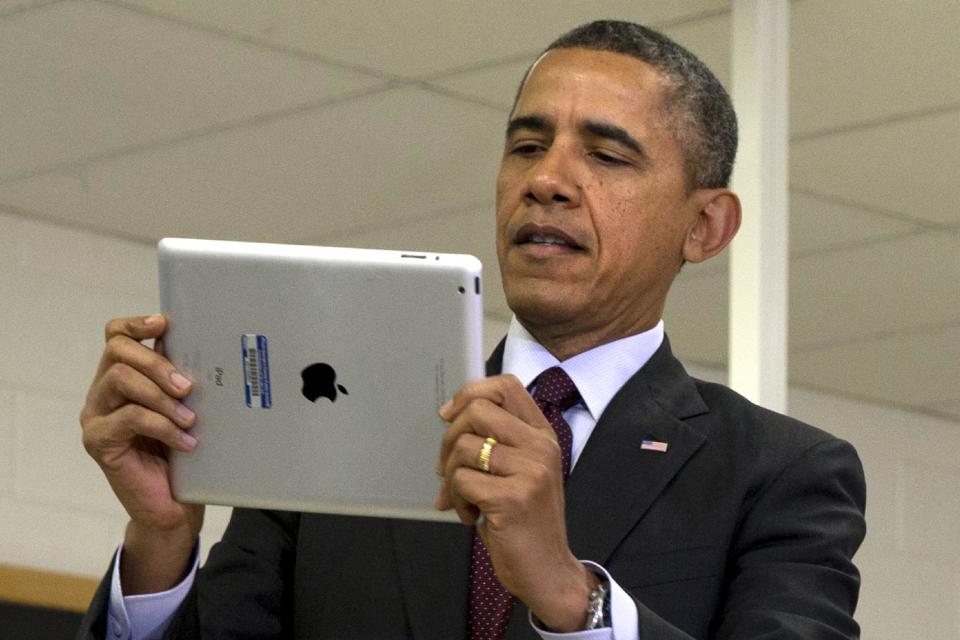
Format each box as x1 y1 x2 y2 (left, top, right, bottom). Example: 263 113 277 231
300 362 348 403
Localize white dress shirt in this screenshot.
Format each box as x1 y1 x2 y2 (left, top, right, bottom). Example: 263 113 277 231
108 318 665 640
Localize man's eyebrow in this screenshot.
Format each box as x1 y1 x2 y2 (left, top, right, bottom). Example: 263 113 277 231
505 115 552 139
581 120 646 158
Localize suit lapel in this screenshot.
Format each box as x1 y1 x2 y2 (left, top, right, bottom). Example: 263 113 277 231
486 339 506 377
565 337 710 565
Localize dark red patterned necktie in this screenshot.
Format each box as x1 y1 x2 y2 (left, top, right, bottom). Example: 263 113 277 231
467 367 581 640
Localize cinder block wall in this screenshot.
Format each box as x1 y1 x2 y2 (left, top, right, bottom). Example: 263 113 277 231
1 212 957 638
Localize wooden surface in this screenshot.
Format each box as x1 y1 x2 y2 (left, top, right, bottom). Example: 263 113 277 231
0 564 99 613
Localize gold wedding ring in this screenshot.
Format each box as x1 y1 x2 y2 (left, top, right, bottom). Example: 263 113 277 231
478 436 497 473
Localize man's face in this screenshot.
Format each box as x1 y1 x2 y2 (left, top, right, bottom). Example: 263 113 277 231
496 47 704 352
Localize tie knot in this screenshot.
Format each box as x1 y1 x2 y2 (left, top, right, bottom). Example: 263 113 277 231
531 366 581 412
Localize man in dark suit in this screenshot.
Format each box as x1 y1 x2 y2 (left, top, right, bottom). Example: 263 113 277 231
78 20 865 639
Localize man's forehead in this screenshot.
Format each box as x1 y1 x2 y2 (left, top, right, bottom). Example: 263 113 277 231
510 48 670 133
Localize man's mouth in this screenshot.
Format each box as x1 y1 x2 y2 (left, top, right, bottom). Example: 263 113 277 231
514 225 584 251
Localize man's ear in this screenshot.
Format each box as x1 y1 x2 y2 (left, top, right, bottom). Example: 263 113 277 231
682 190 741 264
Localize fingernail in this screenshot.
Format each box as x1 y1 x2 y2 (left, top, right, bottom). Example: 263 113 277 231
180 431 197 449
175 402 195 423
438 399 453 418
144 314 162 327
170 371 191 390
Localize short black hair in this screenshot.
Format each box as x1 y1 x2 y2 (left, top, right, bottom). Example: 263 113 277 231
514 20 738 189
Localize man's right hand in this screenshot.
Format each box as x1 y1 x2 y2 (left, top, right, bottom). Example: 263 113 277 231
80 314 204 594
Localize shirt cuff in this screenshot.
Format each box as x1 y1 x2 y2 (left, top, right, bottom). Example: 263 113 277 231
530 561 638 640
107 542 200 640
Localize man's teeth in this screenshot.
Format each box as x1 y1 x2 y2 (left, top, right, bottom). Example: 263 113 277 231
529 233 568 245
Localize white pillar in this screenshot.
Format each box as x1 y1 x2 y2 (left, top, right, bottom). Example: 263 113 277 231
728 0 790 412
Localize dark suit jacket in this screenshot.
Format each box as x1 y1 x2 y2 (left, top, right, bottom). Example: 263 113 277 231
78 337 866 639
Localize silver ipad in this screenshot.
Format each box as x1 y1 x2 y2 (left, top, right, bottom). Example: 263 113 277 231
158 238 484 522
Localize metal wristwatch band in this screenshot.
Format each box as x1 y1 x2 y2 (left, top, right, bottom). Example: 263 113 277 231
583 578 609 630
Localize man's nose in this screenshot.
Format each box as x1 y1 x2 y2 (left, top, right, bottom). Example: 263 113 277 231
524 145 580 207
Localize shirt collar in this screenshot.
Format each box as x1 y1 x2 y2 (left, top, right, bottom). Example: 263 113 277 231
501 316 665 422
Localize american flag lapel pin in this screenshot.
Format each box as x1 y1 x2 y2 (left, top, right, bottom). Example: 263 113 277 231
641 439 669 453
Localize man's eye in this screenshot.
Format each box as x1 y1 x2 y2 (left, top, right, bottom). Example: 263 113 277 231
511 143 544 155
591 151 627 166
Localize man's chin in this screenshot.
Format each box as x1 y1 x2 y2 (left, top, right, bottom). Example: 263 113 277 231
505 288 583 329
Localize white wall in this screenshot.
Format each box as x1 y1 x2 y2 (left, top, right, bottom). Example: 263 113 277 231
1 213 957 638
0 211 234 579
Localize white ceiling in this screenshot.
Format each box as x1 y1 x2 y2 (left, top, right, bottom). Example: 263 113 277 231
1 0 957 422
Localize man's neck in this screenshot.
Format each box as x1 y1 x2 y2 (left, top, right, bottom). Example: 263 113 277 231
516 315 663 362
